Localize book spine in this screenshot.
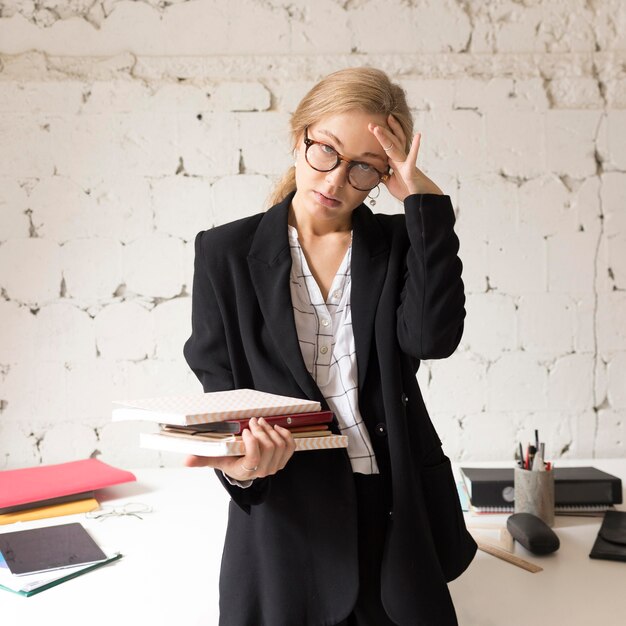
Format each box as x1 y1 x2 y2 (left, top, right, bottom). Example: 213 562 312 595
140 432 348 457
555 480 622 505
468 478 621 507
189 410 334 434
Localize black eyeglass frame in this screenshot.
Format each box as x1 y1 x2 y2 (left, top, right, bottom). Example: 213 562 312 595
303 128 390 192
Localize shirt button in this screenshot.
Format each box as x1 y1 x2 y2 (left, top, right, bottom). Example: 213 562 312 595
332 289 342 299
375 423 387 437
321 318 330 327
401 393 408 406
320 346 328 355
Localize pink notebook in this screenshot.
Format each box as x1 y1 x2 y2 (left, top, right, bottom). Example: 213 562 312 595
0 459 136 511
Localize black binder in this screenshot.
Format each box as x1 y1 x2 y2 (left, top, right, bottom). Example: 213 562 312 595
589 511 626 562
460 466 623 507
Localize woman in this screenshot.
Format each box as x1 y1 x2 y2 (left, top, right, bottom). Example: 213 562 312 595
183 67 476 626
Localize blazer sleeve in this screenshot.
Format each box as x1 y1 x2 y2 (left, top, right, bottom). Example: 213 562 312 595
183 230 237 391
396 193 465 360
183 230 271 512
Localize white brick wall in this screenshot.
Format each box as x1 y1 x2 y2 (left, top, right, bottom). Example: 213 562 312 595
0 0 625 469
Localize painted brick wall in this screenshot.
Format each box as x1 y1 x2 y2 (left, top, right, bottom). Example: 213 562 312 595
0 0 625 469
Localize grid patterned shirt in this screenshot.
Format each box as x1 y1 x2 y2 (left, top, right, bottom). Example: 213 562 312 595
288 225 379 475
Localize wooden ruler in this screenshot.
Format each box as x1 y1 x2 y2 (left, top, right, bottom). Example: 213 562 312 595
467 524 515 552
476 539 543 573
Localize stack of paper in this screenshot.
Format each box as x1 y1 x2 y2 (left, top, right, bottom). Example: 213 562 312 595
0 459 136 524
113 388 349 457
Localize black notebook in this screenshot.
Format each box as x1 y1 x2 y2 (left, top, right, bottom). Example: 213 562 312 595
0 522 108 576
460 466 623 507
589 511 626 562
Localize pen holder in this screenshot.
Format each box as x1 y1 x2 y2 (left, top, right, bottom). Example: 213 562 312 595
514 467 555 527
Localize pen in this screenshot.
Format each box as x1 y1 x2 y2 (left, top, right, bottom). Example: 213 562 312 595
532 448 544 471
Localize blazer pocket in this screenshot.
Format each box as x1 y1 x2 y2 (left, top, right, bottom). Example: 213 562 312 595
420 455 477 582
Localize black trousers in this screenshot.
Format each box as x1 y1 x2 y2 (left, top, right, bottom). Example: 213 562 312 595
334 473 397 626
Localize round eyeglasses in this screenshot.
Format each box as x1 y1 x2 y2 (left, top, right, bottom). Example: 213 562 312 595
303 128 390 192
86 502 153 521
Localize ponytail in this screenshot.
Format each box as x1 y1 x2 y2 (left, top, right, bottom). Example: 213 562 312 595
267 165 297 208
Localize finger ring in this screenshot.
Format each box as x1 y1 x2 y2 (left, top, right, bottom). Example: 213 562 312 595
241 463 258 472
383 143 393 151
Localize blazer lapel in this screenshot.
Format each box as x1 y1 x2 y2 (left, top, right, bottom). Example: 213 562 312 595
247 194 325 404
351 204 390 393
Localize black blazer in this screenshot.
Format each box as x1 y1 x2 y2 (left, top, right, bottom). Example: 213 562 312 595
184 192 477 626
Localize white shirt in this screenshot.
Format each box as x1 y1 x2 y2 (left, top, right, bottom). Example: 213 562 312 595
224 226 380 487
288 225 379 474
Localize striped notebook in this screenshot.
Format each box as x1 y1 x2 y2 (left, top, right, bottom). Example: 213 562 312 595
113 389 321 426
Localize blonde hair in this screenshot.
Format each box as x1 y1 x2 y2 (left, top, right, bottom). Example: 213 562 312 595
267 67 413 207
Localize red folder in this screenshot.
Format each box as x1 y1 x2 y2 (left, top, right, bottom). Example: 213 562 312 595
0 459 136 512
172 410 334 435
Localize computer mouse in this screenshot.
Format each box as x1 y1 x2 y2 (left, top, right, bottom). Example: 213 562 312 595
507 512 560 555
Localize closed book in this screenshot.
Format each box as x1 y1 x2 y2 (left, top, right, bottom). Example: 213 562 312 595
163 424 330 438
0 498 100 526
0 522 108 576
112 388 321 426
140 431 348 457
460 466 623 507
455 480 613 517
163 410 333 434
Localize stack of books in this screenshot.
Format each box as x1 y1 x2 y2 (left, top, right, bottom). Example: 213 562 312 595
112 388 349 457
0 459 136 525
459 466 623 516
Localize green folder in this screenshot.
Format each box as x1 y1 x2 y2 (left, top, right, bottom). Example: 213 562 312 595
0 553 122 597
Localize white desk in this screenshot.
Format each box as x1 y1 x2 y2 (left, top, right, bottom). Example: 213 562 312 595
2 459 625 626
450 459 626 626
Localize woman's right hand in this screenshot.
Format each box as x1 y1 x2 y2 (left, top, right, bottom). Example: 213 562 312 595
184 417 297 482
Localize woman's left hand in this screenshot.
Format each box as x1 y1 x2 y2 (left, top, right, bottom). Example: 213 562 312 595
183 417 296 482
369 115 443 201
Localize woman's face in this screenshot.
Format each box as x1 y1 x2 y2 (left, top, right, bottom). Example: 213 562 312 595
291 110 390 227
